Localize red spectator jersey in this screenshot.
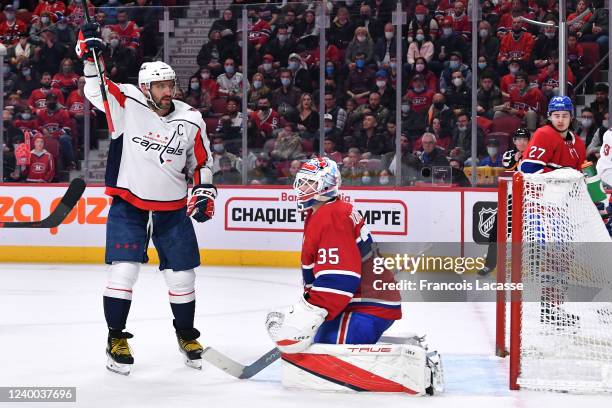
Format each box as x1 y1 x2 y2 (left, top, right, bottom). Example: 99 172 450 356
498 32 535 63
33 1 66 21
567 43 584 63
451 14 470 38
66 2 95 26
509 86 546 117
248 19 271 46
28 88 65 110
537 66 576 88
37 108 74 138
405 89 435 114
199 79 219 101
500 73 520 94
110 21 140 49
13 119 40 134
520 124 586 172
66 90 91 117
301 199 402 321
250 110 280 136
52 72 79 93
24 150 55 182
0 20 27 45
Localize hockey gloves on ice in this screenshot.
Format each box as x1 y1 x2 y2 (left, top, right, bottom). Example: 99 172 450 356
75 22 105 61
187 184 217 223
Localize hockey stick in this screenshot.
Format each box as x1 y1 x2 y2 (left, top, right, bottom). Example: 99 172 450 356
80 0 115 133
201 346 281 379
0 178 86 228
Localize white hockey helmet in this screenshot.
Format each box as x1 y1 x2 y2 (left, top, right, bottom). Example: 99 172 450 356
138 61 176 88
293 157 341 211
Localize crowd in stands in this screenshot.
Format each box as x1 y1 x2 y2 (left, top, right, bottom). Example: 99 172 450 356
2 0 611 186
1 0 164 182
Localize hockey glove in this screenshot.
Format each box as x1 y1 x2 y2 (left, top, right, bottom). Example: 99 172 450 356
187 184 217 223
75 22 105 61
502 149 517 169
265 296 327 354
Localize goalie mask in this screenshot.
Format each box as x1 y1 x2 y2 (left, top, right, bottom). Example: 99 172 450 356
293 157 341 211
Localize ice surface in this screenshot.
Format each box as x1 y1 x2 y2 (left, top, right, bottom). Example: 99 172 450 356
0 264 609 408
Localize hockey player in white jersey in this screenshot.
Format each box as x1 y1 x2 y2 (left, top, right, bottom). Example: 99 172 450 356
77 22 215 375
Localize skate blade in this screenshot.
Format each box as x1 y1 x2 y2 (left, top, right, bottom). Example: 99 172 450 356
184 357 202 370
106 356 132 376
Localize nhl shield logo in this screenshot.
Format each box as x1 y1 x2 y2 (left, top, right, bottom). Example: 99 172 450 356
478 207 497 239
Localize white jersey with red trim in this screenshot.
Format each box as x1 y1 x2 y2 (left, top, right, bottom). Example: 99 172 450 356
83 62 213 211
596 129 612 186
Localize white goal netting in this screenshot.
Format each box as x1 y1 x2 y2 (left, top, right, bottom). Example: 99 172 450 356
515 169 612 393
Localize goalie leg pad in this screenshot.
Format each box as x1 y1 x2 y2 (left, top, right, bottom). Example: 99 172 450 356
281 343 443 396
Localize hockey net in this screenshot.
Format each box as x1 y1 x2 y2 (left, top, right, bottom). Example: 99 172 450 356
495 168 612 393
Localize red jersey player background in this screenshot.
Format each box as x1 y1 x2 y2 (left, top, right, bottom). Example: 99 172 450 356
519 96 586 173
266 157 401 353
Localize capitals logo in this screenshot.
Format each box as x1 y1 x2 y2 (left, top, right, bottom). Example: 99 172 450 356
132 130 183 164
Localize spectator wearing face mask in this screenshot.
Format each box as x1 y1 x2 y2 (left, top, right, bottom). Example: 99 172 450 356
400 98 427 138
500 59 523 99
408 57 438 93
185 75 212 117
33 0 66 23
404 74 435 115
346 52 374 101
52 58 79 98
531 19 559 72
575 108 598 147
439 52 472 93
13 107 40 135
377 169 393 186
408 5 439 42
28 72 65 110
0 5 27 45
263 24 296 67
258 54 280 90
271 68 302 115
247 9 272 51
213 156 242 185
407 28 434 73
345 27 375 67
479 139 504 167
445 71 471 115
476 56 500 85
432 17 467 74
286 53 313 94
102 31 137 84
217 58 247 96
211 136 241 173
250 95 280 140
498 17 535 71
197 29 225 76
37 94 76 170
477 20 499 69
372 69 395 108
427 92 455 130
248 72 271 107
14 63 39 99
374 23 403 68
356 3 385 41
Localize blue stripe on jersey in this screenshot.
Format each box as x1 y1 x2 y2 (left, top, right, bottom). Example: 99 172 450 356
105 135 124 188
302 267 314 286
357 235 373 258
312 274 360 295
519 160 544 174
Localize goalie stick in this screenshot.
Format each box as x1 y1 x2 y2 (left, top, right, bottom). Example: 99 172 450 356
0 178 86 228
201 335 407 379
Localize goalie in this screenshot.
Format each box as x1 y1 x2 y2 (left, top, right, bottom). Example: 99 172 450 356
265 157 443 395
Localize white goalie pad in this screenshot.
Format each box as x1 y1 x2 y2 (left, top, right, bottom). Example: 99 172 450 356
280 342 443 396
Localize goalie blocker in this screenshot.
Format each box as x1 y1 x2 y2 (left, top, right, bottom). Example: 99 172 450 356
280 341 444 396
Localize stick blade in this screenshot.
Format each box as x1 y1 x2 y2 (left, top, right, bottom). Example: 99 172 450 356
239 348 281 379
201 347 246 378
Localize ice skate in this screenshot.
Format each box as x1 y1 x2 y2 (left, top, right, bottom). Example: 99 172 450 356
175 323 203 370
106 330 134 376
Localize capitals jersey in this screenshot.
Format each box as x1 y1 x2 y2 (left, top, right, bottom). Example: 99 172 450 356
520 124 586 173
301 199 402 321
83 62 213 211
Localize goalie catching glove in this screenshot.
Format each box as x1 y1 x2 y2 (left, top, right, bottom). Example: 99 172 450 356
265 296 328 353
187 184 217 223
75 22 105 61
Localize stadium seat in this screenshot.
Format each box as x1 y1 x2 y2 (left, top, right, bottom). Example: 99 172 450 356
490 115 521 135
210 97 228 116
203 117 218 133
580 42 600 83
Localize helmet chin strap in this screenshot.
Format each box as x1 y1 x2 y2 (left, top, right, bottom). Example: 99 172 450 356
143 82 176 111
